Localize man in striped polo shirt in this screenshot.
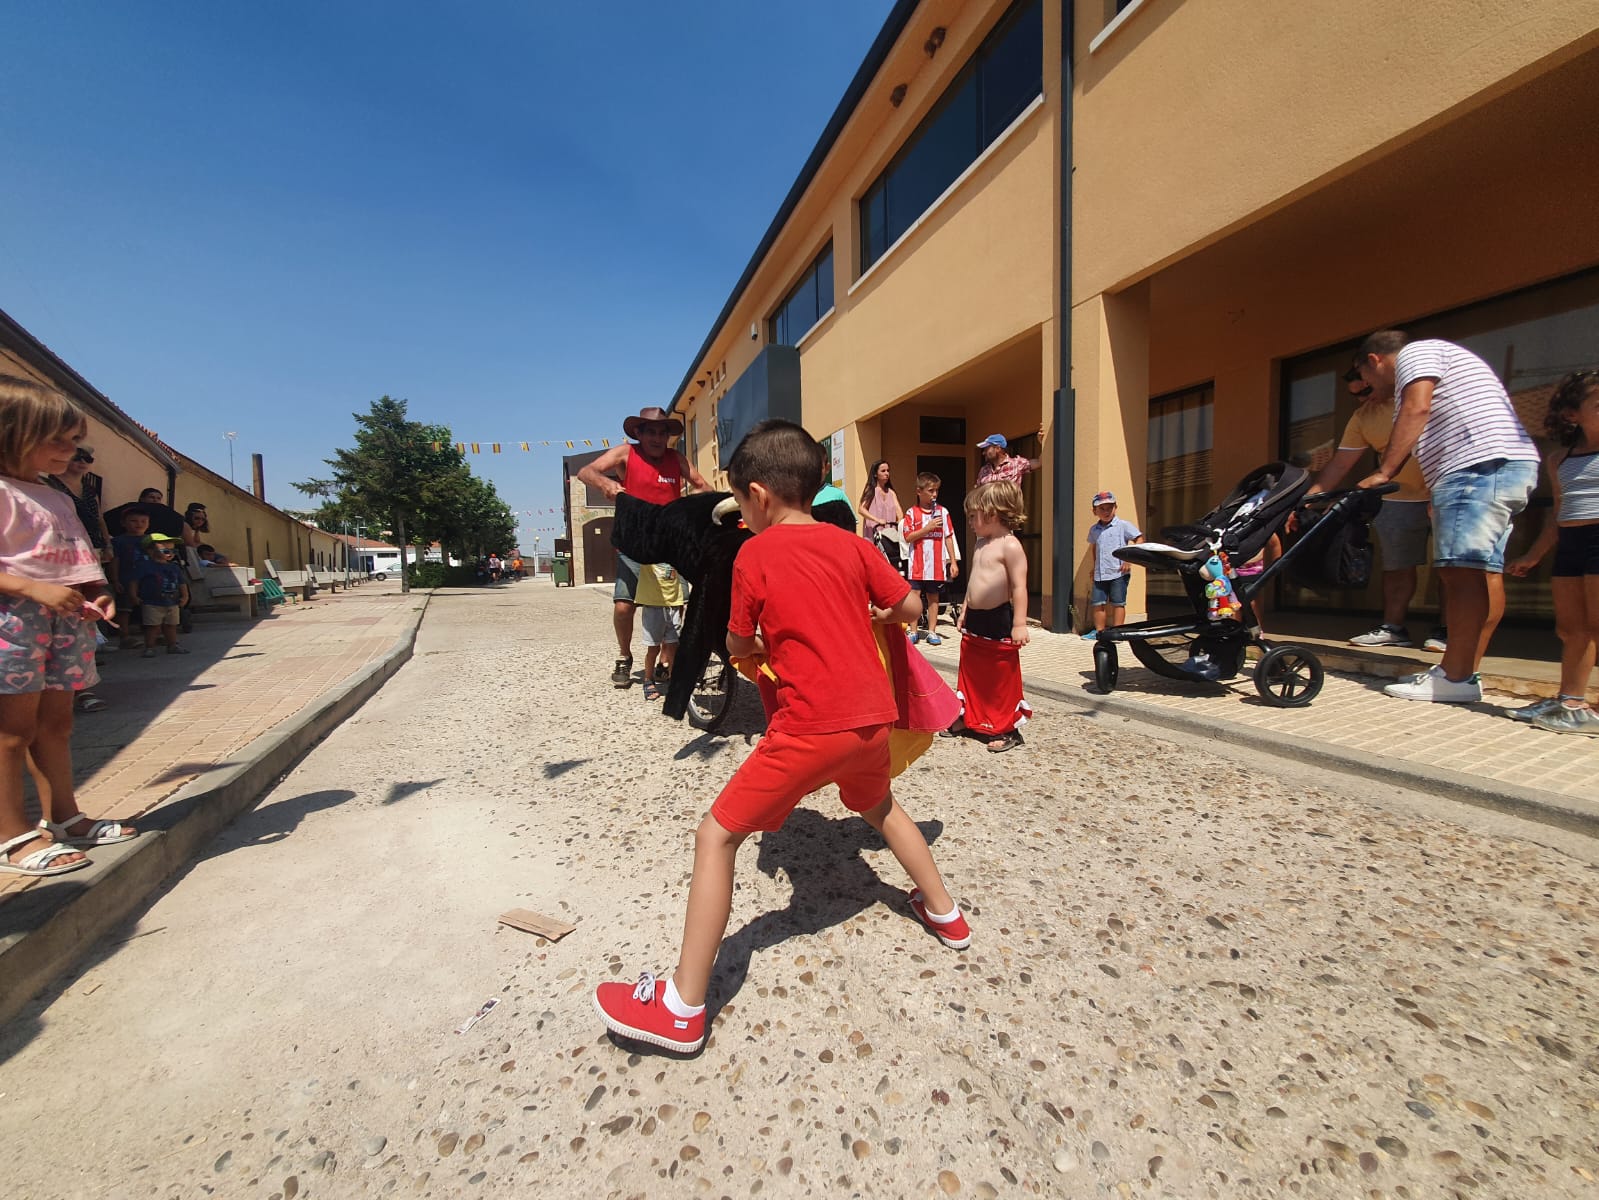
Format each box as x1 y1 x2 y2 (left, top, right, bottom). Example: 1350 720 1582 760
1356 330 1538 703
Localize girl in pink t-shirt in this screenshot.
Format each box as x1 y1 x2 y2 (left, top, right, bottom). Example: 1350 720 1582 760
0 374 137 878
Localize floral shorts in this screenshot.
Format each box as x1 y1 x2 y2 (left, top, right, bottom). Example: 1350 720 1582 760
0 596 100 694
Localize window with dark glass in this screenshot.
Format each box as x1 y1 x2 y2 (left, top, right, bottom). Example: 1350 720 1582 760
770 242 835 347
1145 384 1214 600
859 0 1042 271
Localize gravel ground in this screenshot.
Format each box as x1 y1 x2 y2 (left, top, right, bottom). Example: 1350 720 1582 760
1 580 1595 1200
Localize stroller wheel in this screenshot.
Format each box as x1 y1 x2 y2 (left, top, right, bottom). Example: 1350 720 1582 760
1093 639 1119 694
687 657 737 732
1254 644 1324 707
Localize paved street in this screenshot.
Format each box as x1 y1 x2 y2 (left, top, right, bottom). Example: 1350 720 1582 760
2 580 1596 1200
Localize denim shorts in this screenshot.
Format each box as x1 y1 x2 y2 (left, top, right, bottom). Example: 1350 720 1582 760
1430 458 1537 572
0 596 100 693
1091 574 1130 606
612 553 641 602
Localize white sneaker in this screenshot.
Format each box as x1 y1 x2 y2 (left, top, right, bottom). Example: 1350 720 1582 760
1421 628 1448 653
1351 625 1412 647
1384 666 1481 703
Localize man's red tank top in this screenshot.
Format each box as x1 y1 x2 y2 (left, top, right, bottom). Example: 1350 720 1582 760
622 446 683 506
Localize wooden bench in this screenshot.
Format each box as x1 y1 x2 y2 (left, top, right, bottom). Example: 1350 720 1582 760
183 549 262 619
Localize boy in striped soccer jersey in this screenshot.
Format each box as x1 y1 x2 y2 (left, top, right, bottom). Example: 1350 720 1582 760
901 472 959 645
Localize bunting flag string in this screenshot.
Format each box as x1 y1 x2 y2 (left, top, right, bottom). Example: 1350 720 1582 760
428 438 612 453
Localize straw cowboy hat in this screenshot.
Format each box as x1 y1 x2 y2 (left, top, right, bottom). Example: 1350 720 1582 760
622 407 685 439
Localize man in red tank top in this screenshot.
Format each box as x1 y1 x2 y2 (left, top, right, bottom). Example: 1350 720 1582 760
579 407 710 687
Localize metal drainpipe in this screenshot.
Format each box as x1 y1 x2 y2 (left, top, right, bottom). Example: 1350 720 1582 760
1051 0 1076 631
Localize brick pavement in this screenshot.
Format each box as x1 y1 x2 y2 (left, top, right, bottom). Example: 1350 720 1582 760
915 622 1599 811
1 579 422 904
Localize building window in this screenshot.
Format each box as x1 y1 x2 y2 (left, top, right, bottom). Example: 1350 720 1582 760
859 0 1042 272
919 415 967 445
1146 383 1214 600
1279 268 1599 622
770 243 835 347
687 415 699 464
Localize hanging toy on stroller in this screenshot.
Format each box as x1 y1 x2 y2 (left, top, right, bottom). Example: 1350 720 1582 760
1087 462 1393 707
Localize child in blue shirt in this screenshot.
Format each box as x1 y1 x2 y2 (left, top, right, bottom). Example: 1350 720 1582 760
1083 490 1142 638
132 533 190 657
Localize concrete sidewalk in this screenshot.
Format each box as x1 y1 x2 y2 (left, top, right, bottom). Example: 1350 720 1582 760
0 578 430 1023
916 623 1599 832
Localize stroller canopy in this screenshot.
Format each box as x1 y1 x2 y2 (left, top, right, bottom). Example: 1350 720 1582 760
1156 462 1311 563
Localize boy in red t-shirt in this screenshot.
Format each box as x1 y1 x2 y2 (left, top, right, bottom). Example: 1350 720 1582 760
594 420 972 1054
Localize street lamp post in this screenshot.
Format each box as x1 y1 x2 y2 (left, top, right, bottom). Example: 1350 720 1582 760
533 535 540 578
224 431 238 483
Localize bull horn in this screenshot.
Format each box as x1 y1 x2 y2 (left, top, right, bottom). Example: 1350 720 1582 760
712 496 741 525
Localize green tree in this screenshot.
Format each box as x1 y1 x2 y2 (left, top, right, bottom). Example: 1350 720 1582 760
295 396 491 592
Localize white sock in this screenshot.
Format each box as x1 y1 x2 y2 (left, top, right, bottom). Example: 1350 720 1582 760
663 978 704 1017
923 902 962 926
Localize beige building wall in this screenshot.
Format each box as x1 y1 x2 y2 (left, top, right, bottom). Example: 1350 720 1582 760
666 0 1599 628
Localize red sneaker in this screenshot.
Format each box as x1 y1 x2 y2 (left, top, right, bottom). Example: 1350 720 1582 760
593 972 705 1054
908 889 971 949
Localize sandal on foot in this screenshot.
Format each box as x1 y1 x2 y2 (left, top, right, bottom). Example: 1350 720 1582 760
76 692 109 712
643 680 662 701
986 730 1024 753
39 814 138 848
1 831 90 877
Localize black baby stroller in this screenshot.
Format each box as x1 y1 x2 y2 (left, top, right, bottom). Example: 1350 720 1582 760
1088 463 1392 707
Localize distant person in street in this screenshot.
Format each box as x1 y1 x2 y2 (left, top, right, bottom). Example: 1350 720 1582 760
857 459 903 562
1310 364 1447 652
1082 490 1142 639
0 374 136 878
195 543 230 567
132 533 189 657
946 481 1032 753
1507 371 1599 735
1355 331 1539 703
593 420 966 1055
975 426 1047 486
578 407 709 688
46 444 114 711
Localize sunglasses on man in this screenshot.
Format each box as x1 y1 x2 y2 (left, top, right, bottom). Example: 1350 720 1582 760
72 449 94 464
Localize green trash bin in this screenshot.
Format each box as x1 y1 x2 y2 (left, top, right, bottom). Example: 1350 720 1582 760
551 555 571 587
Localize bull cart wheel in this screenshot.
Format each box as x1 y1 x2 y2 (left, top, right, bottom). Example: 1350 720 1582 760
1093 639 1119 694
1254 644 1324 707
687 656 737 732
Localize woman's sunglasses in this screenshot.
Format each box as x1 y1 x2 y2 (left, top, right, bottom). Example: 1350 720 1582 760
72 449 94 464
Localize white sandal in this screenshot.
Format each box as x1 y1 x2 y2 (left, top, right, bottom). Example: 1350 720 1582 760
0 830 90 877
38 815 137 848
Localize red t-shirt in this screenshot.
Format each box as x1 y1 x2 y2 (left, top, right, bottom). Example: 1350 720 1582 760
728 522 910 735
622 446 684 505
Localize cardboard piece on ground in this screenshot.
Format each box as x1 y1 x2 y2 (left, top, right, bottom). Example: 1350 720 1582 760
498 908 577 941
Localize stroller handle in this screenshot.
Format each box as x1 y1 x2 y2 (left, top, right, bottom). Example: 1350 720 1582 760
1301 482 1399 507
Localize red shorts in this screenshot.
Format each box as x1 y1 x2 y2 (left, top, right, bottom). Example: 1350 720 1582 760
711 724 893 834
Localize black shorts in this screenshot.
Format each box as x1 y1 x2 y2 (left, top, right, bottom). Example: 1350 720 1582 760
963 602 1013 641
1553 524 1599 577
912 579 947 595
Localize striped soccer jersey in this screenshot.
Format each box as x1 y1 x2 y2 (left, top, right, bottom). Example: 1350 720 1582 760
902 504 954 582
1393 339 1537 488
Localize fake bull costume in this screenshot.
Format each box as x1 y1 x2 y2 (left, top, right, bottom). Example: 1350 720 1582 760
610 492 959 770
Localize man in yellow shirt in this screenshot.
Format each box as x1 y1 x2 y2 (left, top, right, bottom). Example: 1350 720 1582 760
1307 366 1446 651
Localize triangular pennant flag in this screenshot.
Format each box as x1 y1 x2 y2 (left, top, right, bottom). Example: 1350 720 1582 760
565 440 574 448
520 442 529 451
583 439 592 447
472 442 480 453
431 441 441 451
492 443 501 453
455 443 465 454
602 438 611 448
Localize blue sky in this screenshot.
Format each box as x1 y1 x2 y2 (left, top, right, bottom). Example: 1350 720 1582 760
0 1 895 543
